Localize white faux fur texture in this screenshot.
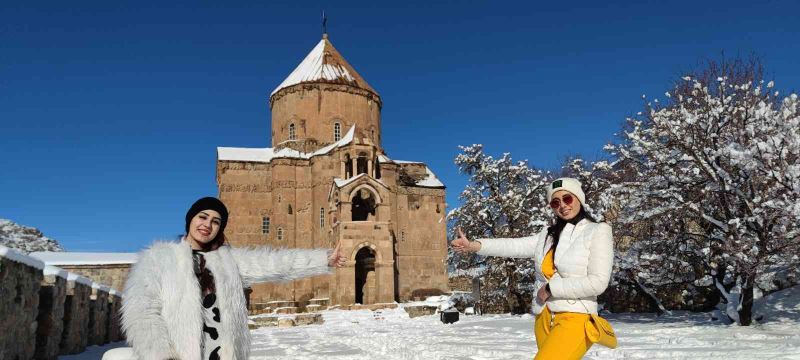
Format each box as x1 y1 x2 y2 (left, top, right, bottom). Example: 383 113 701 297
121 241 332 359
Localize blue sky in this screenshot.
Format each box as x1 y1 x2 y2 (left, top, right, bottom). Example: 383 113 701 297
2 0 799 252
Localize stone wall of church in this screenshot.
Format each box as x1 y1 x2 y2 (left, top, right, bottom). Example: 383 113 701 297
392 185 449 301
270 85 382 150
218 150 449 306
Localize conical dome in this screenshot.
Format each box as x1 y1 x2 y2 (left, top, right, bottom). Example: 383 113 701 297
270 35 379 100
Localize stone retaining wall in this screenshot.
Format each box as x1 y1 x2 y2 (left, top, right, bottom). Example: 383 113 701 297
60 275 92 355
0 251 43 360
58 264 131 293
88 285 110 346
107 293 123 342
0 246 123 358
35 266 67 360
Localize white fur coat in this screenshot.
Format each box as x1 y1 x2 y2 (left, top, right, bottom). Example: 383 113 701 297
121 241 331 360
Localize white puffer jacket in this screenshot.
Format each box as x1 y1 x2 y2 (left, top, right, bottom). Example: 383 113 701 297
121 241 331 360
477 219 613 315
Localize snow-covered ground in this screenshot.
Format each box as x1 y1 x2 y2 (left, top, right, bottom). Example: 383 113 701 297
63 286 800 359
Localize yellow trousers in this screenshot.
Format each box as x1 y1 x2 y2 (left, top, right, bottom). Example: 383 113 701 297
533 308 593 360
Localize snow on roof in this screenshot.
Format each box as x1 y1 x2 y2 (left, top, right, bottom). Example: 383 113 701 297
393 161 445 188
416 166 445 188
0 245 45 269
270 36 377 97
393 160 423 164
377 154 392 163
218 125 355 163
65 272 93 286
43 265 69 279
333 173 369 188
30 251 138 266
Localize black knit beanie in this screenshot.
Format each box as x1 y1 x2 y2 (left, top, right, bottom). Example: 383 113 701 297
185 197 229 234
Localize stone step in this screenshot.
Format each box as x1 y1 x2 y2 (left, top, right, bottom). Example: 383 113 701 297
249 302 271 311
248 307 272 315
295 313 324 326
274 306 298 315
267 300 297 308
248 313 324 329
404 305 438 318
305 304 323 313
308 298 330 307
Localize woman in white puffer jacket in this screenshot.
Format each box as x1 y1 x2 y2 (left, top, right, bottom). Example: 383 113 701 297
452 177 614 360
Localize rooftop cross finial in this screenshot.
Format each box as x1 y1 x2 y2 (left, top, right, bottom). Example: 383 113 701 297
322 10 328 38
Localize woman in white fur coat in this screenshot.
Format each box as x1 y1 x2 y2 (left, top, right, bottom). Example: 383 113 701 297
451 178 614 360
116 197 345 360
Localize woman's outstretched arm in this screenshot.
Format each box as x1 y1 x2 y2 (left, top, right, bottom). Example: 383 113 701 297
230 242 343 286
451 228 540 258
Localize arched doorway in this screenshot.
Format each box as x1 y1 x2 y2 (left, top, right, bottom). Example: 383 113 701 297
351 188 376 221
355 247 376 304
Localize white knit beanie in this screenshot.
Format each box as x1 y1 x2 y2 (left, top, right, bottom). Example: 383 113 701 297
547 177 586 205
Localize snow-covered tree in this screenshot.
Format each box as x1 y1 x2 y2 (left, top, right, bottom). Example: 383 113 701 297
447 145 550 313
610 59 800 325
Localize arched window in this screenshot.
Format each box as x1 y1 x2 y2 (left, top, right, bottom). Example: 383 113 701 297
344 154 353 179
288 123 296 140
319 207 325 229
262 217 270 234
357 152 368 175
277 227 284 241
334 122 341 141
288 204 293 215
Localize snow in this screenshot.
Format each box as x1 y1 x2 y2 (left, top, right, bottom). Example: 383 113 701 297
0 218 64 254
393 160 444 188
333 173 369 188
43 264 68 278
416 166 445 188
270 39 351 96
30 251 137 265
64 286 800 359
0 244 45 269
91 282 112 292
218 126 355 163
66 272 93 286
270 37 369 97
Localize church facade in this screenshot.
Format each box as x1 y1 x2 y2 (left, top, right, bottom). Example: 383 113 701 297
216 35 449 307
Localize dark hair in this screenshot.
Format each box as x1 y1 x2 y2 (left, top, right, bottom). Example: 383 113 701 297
200 232 226 252
546 207 596 252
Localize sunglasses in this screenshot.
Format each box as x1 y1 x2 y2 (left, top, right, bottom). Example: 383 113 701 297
549 194 574 209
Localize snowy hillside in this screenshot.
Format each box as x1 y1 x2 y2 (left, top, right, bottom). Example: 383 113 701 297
0 218 64 254
65 286 800 359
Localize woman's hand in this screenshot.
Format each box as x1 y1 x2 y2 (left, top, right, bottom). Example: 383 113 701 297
536 284 551 304
328 241 346 267
451 228 481 254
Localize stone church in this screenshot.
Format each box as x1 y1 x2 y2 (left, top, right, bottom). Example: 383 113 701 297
216 34 449 307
